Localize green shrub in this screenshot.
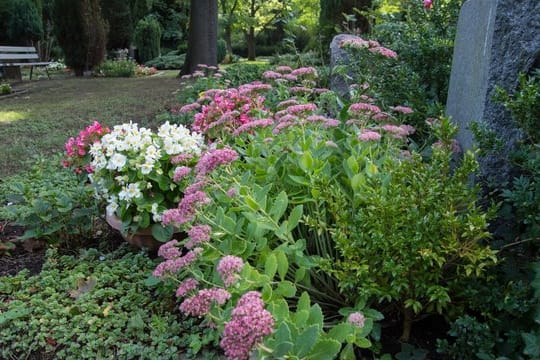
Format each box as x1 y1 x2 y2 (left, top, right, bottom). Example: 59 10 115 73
145 51 185 70
0 82 11 95
134 16 162 64
220 61 270 87
0 155 100 247
52 0 108 76
217 38 226 64
95 59 137 77
0 246 219 359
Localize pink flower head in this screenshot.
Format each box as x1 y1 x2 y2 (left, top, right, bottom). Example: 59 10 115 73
220 291 274 360
173 166 192 182
176 278 200 297
217 255 244 287
348 102 381 115
368 46 398 59
152 248 202 278
358 130 382 142
276 66 292 73
381 124 408 138
195 147 239 176
348 312 366 328
424 0 433 10
157 240 181 260
263 71 282 79
390 105 414 114
185 224 212 249
179 287 231 317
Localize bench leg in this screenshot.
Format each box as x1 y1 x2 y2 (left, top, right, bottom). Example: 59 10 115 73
45 67 50 79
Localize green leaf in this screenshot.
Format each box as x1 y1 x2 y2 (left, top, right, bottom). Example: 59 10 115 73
275 281 296 298
307 339 341 360
328 323 355 343
287 205 303 231
271 299 290 322
299 151 314 173
307 304 324 327
522 332 540 357
269 191 288 221
144 275 161 287
297 291 311 312
294 310 310 328
276 250 289 281
244 195 259 210
288 175 310 186
151 224 174 242
340 343 355 360
294 324 320 357
346 156 359 174
274 322 292 345
265 253 278 278
354 337 372 348
0 308 31 327
272 341 294 357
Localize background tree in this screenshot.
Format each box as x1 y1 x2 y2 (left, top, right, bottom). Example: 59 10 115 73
100 0 133 50
319 0 372 50
52 0 107 76
219 0 240 63
237 0 289 60
181 0 218 75
0 0 43 45
134 16 162 63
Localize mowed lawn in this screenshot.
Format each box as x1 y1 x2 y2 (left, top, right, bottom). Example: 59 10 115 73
0 71 183 178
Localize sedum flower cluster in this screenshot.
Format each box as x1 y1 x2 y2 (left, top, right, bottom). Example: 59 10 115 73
88 121 204 232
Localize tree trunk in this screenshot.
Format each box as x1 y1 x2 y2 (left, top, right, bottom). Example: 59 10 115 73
180 0 218 76
400 307 414 342
246 27 256 61
223 25 234 64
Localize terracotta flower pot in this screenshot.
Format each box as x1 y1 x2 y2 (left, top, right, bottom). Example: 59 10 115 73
105 213 163 252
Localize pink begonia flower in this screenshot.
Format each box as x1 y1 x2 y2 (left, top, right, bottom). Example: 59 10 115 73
424 0 433 10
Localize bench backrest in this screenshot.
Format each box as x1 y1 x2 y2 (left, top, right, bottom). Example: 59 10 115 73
0 46 39 61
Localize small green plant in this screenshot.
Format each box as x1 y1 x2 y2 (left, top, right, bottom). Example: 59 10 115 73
0 154 100 246
95 59 136 77
0 82 12 95
0 245 220 359
134 16 161 64
145 51 185 70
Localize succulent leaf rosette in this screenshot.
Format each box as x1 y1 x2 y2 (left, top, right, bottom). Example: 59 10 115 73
88 121 204 239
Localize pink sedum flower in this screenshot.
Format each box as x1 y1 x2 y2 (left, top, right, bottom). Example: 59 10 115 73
358 130 382 142
220 291 274 360
176 278 200 298
185 224 212 249
424 0 433 10
179 287 231 317
217 256 244 287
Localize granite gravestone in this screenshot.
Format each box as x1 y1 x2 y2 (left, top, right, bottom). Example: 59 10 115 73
446 0 540 183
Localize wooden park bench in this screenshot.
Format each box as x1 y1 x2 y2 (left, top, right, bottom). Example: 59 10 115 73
0 46 52 81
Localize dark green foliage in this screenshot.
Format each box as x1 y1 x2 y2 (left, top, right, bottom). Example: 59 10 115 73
100 0 133 50
319 0 372 51
217 38 226 64
372 0 463 105
131 0 153 26
95 59 137 77
144 50 185 69
219 62 270 87
0 0 43 44
134 16 162 64
0 154 100 246
52 0 107 75
0 246 220 359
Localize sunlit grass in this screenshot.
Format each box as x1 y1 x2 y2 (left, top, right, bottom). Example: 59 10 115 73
0 111 27 123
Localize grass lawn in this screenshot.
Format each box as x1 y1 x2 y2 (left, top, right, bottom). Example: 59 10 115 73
0 70 183 178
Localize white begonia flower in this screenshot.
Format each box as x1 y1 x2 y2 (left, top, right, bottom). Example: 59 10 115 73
115 175 126 185
158 122 171 138
145 145 160 160
108 153 127 170
140 162 153 175
125 183 142 199
106 202 118 216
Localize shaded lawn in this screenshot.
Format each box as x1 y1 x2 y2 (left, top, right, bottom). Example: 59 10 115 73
0 71 182 178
